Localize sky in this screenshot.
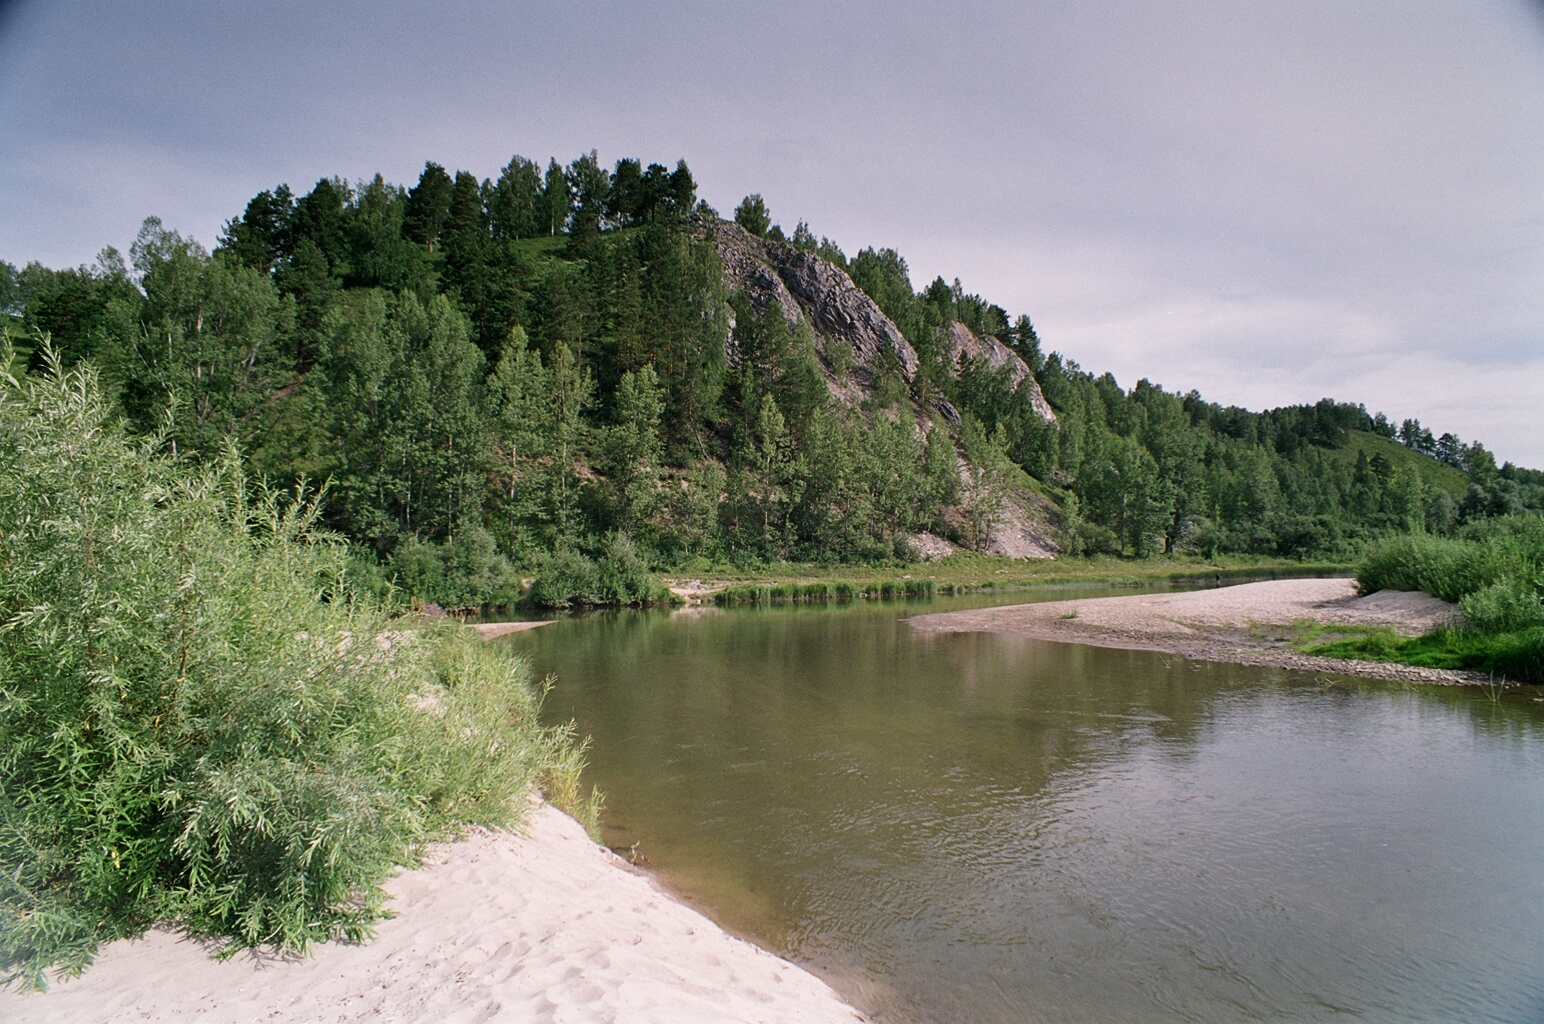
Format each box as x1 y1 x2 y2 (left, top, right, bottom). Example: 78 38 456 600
2 0 1541 465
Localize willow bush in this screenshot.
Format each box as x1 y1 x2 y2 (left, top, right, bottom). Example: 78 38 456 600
0 346 588 988
1335 515 1544 681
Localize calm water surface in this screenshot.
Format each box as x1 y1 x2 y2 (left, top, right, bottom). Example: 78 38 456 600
511 591 1544 1023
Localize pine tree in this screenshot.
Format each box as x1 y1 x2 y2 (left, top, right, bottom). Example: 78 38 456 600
490 155 543 240
403 162 454 250
540 159 570 235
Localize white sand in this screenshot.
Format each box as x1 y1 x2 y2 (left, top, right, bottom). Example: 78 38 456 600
9 804 864 1024
468 620 559 639
908 578 1480 685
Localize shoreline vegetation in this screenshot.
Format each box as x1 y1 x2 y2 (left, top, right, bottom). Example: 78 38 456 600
683 554 1351 606
0 354 597 989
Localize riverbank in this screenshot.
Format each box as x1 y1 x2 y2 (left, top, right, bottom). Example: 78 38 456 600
906 577 1487 685
8 801 865 1024
664 552 1352 603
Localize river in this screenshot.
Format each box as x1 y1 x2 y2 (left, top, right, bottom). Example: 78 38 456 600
508 589 1544 1023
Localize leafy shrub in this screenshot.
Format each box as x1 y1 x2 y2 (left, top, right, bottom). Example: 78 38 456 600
390 527 521 611
0 351 586 987
595 533 668 605
1357 517 1543 603
526 535 668 608
713 578 935 604
1342 515 1544 681
1460 580 1544 634
1357 534 1494 602
526 548 601 608
1077 522 1123 556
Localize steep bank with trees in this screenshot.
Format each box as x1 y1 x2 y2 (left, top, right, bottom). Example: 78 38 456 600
2 151 1538 610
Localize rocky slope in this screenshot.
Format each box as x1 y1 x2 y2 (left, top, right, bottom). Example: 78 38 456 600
706 219 918 387
942 322 1056 422
704 218 1055 426
701 217 1064 559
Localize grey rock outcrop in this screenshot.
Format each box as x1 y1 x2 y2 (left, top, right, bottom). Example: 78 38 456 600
944 321 1056 423
703 220 919 386
710 220 804 331
702 218 1053 432
771 247 919 381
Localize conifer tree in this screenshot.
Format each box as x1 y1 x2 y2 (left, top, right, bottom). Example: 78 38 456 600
403 162 454 250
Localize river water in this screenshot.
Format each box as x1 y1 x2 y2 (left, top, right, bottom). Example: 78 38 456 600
509 590 1544 1023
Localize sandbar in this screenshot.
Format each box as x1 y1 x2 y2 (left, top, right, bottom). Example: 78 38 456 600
906 577 1481 684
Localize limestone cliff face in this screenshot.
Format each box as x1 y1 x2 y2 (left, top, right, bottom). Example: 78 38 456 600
704 219 1055 427
708 220 805 331
771 247 919 381
704 220 918 388
943 322 1057 423
701 217 1062 560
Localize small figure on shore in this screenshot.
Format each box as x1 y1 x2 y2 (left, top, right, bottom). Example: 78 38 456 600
1214 574 1222 588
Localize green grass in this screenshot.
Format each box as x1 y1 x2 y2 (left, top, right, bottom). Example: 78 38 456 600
506 233 573 260
1294 622 1544 682
1335 430 1469 498
676 551 1351 596
1325 518 1544 682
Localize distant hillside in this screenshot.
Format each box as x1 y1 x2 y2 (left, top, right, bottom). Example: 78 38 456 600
1 152 1538 609
1334 431 1470 498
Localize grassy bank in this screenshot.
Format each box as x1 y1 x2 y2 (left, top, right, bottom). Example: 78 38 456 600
1294 622 1543 681
676 551 1352 602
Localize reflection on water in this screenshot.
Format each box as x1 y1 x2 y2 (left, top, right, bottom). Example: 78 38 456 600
512 593 1544 1024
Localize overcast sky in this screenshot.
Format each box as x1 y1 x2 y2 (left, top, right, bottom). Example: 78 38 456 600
2 0 1541 465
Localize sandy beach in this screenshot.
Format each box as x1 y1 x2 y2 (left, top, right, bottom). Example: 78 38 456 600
906 577 1481 684
8 802 863 1024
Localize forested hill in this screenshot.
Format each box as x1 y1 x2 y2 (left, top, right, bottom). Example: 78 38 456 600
2 152 1539 609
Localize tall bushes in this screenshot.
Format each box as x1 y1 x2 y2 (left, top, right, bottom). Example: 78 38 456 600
1356 517 1543 603
0 348 586 987
1351 516 1544 680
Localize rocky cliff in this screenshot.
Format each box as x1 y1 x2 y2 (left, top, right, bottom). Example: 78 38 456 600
704 219 919 388
704 219 1054 428
700 217 1064 559
942 321 1057 423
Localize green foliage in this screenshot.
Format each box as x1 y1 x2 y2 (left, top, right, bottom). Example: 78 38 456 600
10 149 1538 591
1301 625 1544 683
526 548 601 608
594 533 668 604
605 365 665 533
1355 517 1543 603
525 535 668 608
712 578 934 604
958 417 1015 551
734 194 771 238
389 527 522 611
0 348 585 987
1460 580 1544 634
1332 514 1544 680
